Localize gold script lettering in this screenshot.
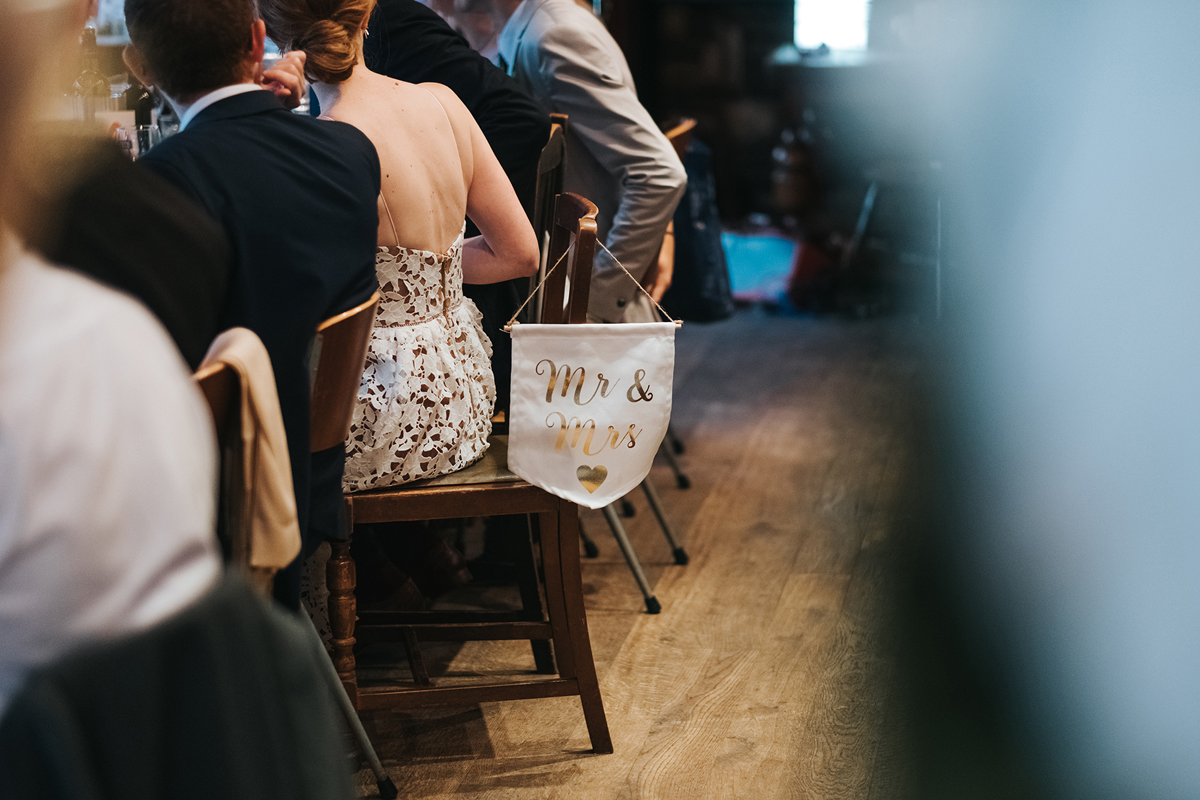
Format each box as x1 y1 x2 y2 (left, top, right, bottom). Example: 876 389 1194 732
536 360 617 406
601 424 642 451
626 369 653 403
546 415 643 454
546 412 597 452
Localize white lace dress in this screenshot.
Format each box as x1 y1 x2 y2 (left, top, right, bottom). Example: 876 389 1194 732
342 224 495 491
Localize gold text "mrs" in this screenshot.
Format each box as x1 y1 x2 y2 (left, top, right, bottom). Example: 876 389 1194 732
546 412 641 455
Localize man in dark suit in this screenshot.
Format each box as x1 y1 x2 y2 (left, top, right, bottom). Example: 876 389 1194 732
363 0 549 411
124 0 381 606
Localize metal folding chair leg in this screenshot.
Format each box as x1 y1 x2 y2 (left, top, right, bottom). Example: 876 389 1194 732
641 480 689 565
602 504 661 614
657 440 691 489
665 424 685 455
578 516 600 558
301 612 398 799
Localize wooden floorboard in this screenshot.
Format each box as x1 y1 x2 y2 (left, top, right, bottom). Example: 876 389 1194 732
352 311 922 799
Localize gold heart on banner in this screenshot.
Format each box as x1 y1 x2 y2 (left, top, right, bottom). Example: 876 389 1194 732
576 464 608 494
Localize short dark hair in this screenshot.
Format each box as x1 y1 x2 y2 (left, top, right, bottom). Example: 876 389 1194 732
124 0 256 101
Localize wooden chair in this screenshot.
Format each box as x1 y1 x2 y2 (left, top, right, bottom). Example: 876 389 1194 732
309 292 381 452
324 193 613 754
196 308 398 800
195 361 241 562
529 113 569 324
663 117 697 160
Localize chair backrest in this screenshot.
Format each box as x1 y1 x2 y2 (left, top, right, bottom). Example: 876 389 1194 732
195 360 242 560
541 192 599 325
663 117 697 160
196 360 239 442
309 291 380 452
530 114 569 323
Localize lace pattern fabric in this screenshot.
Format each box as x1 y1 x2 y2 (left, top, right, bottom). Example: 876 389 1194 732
343 225 495 492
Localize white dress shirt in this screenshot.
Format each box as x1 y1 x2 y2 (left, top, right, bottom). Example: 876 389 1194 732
0 239 221 717
178 83 266 131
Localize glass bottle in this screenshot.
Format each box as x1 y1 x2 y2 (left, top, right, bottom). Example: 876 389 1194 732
72 28 110 123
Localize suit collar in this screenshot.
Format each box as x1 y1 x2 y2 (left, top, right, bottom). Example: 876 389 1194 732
186 89 285 131
497 0 541 76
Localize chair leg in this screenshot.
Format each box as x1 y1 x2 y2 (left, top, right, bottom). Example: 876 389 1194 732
578 516 600 558
539 502 613 754
327 540 359 707
640 480 689 565
516 514 556 674
401 627 432 687
658 440 691 490
665 424 685 455
301 611 398 800
601 504 661 614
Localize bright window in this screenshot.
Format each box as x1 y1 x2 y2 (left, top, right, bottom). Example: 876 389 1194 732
795 0 871 51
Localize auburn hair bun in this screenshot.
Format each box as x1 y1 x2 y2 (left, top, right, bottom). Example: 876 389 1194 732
260 0 375 85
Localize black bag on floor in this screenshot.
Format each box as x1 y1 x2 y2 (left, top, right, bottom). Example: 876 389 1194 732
661 140 736 323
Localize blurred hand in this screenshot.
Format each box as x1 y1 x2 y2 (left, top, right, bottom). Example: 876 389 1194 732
261 51 307 110
646 223 675 303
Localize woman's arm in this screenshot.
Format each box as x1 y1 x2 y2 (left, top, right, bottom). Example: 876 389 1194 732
423 83 539 284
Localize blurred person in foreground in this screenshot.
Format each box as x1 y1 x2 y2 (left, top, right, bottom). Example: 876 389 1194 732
0 0 220 717
898 1 1200 798
469 0 686 322
123 0 382 607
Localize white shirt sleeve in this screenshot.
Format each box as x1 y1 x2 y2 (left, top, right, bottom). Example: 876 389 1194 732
0 248 221 716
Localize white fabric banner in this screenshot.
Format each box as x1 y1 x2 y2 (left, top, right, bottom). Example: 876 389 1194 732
508 322 676 509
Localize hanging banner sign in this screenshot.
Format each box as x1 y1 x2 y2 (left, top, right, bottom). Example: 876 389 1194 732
507 322 676 509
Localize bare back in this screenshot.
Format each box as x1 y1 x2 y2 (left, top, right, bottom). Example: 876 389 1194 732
321 75 472 254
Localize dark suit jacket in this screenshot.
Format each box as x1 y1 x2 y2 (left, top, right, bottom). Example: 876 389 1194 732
0 576 354 800
139 91 380 571
364 0 549 409
39 136 229 371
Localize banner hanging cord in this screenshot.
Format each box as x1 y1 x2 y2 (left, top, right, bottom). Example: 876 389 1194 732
596 239 679 327
503 239 681 332
504 247 570 332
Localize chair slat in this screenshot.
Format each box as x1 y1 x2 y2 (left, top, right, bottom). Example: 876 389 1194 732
309 291 380 452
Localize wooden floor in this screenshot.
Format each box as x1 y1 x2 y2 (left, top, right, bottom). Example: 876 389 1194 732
352 310 923 799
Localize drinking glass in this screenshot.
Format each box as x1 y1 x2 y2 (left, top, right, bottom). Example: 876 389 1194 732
113 126 135 160
135 124 161 159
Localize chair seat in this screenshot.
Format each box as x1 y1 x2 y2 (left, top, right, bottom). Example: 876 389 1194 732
352 435 522 495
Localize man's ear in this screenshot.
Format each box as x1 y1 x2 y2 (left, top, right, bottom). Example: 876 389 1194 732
250 18 266 70
243 18 265 84
123 44 155 88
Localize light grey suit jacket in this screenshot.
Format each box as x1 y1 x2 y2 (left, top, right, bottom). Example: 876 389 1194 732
498 0 687 322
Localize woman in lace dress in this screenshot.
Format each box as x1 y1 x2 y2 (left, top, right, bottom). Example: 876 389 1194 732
260 0 539 491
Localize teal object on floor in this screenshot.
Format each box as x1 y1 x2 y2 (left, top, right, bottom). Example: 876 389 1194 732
721 232 797 302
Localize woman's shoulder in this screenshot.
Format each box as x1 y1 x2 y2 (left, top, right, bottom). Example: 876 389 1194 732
415 82 472 125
